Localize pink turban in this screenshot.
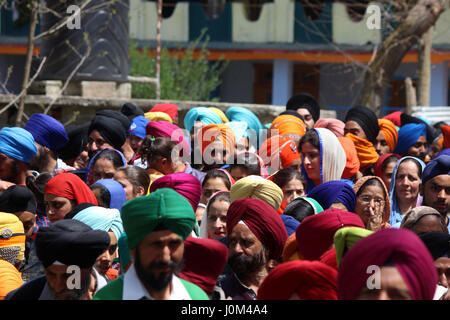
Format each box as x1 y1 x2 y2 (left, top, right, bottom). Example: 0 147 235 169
146 121 190 156
314 118 345 137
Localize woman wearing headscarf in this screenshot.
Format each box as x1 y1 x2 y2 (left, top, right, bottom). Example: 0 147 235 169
44 172 98 223
90 179 127 212
257 260 338 300
86 148 127 186
389 156 425 227
373 153 401 190
230 175 283 210
353 176 391 231
376 119 398 155
199 191 231 240
226 106 264 153
400 206 448 235
308 180 357 213
338 228 437 300
299 128 347 193
258 135 301 174
314 118 345 137
394 123 428 162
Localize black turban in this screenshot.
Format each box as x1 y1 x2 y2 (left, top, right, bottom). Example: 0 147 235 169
0 185 37 214
88 115 127 150
401 113 439 145
95 109 131 132
345 105 380 143
57 122 90 161
35 219 110 269
419 232 450 260
286 93 320 122
279 110 305 123
120 102 145 121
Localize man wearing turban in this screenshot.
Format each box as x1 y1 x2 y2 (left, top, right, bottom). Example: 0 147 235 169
24 113 69 173
285 93 321 130
198 124 235 172
376 119 398 156
217 198 288 300
94 188 208 300
6 219 110 300
394 123 428 161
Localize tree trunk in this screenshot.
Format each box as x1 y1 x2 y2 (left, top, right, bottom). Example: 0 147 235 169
417 25 433 106
405 77 417 114
358 0 445 116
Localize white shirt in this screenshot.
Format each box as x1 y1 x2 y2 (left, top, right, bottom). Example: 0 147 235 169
122 263 191 300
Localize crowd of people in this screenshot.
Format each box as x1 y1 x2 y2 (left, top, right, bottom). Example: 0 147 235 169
0 94 449 301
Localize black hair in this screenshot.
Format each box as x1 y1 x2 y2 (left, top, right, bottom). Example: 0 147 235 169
271 167 306 190
90 183 111 208
140 136 178 165
26 172 58 206
116 165 150 194
283 198 316 223
381 155 400 173
207 191 231 211
229 152 261 176
298 129 320 151
356 178 386 199
202 169 232 190
92 149 125 169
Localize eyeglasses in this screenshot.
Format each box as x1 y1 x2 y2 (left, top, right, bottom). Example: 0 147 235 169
359 195 384 205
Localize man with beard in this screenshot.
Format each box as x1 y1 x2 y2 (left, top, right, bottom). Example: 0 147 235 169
5 219 110 300
421 155 450 232
217 198 288 300
93 188 209 300
0 127 37 188
24 113 69 173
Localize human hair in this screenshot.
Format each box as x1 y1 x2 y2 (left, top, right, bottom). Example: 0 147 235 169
397 158 423 178
26 171 58 206
92 149 124 169
381 155 400 173
207 192 231 212
433 121 448 130
116 165 150 194
229 152 261 176
356 178 386 199
90 183 111 208
283 199 315 223
298 129 319 150
202 169 232 190
140 136 178 165
271 167 306 190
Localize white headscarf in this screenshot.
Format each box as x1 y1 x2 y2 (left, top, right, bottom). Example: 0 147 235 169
199 191 230 239
316 128 347 184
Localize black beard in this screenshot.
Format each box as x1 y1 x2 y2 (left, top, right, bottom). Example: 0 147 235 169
228 247 266 279
47 270 91 300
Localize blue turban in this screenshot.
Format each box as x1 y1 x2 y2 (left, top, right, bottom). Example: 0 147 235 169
184 107 222 132
128 115 150 140
422 155 450 185
393 123 427 156
24 113 68 152
73 206 124 241
226 106 264 143
308 180 357 212
0 127 37 163
94 179 127 212
224 121 248 144
280 214 300 237
436 148 450 158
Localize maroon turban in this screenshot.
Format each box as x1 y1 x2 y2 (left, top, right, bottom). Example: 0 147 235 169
227 198 288 260
149 172 201 211
257 260 338 300
319 247 338 271
177 236 228 295
338 228 437 300
296 208 364 261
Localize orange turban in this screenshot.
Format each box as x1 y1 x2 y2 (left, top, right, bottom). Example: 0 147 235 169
378 119 398 152
198 124 235 155
345 133 379 169
270 115 306 138
442 125 450 149
258 135 300 170
0 260 22 300
282 232 302 262
338 136 360 179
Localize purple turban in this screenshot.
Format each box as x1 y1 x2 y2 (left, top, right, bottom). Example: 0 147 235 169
307 180 357 212
24 113 68 152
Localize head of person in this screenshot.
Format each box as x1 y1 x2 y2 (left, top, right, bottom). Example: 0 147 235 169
285 93 320 130
90 179 127 212
271 167 306 206
56 123 90 170
373 153 401 191
375 119 398 156
419 232 450 289
229 152 262 181
0 127 37 183
199 191 231 240
353 176 390 231
141 137 179 174
113 165 150 201
86 148 127 186
333 227 374 267
269 114 306 145
400 206 448 235
308 180 357 213
344 105 380 144
72 206 123 276
44 173 98 223
230 175 283 210
128 115 150 155
145 121 191 161
394 123 428 161
35 219 110 300
420 155 450 217
150 103 179 124
225 106 264 152
259 135 301 174
184 107 223 137
338 228 437 300
283 196 324 223
198 124 236 171
25 172 57 216
299 128 346 192
0 260 23 300
200 169 232 205
120 102 145 121
0 212 26 269
428 134 444 161
0 185 37 239
121 188 197 294
227 198 288 278
314 118 345 137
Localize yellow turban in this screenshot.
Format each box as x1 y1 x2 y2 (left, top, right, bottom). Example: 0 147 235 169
209 107 229 123
0 212 25 263
378 119 398 152
0 260 23 300
230 175 283 210
144 111 173 123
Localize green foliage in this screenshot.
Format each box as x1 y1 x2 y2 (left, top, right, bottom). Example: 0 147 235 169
129 31 229 101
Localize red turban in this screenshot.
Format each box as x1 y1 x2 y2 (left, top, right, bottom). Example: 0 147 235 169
338 228 438 300
338 136 360 179
383 111 402 127
227 198 288 260
150 103 178 121
296 208 364 261
258 135 300 170
177 236 228 295
257 260 338 300
45 173 98 205
319 247 338 271
442 125 450 149
149 172 202 211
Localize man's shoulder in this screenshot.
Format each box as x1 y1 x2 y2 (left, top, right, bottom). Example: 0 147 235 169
178 277 209 300
6 275 47 300
93 276 124 300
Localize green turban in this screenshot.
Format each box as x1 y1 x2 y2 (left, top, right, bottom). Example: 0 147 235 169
121 188 196 249
334 227 373 267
